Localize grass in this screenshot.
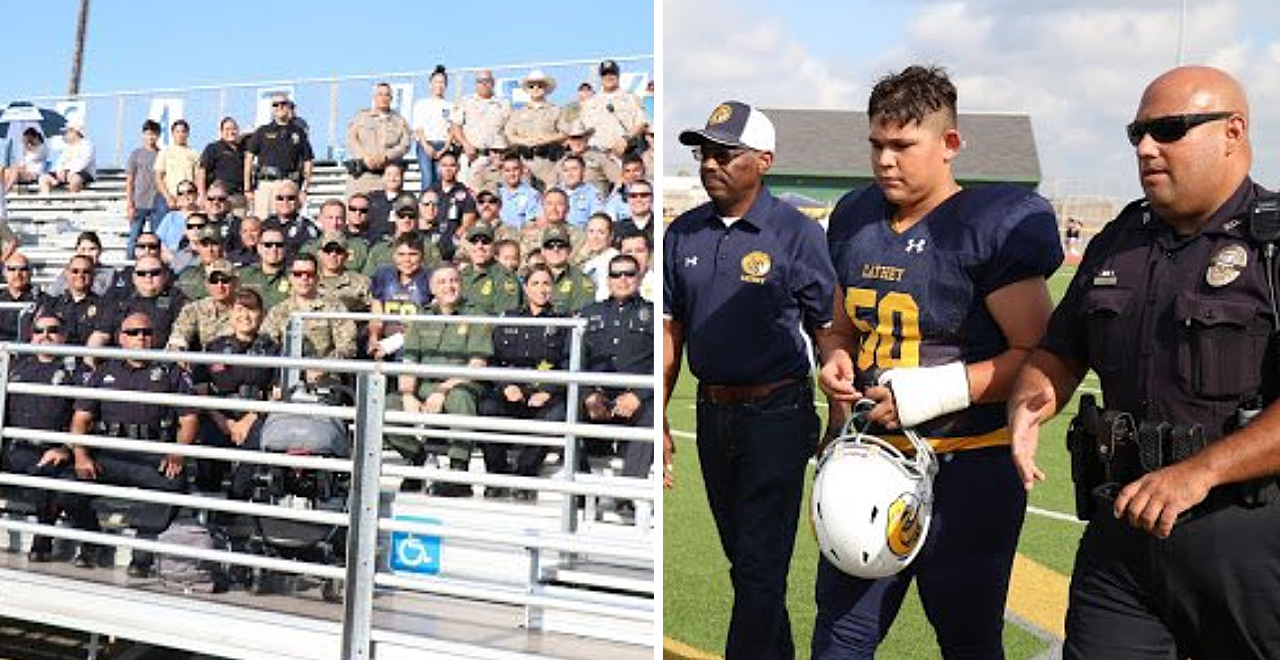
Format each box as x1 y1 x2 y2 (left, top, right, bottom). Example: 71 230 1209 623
663 266 1084 659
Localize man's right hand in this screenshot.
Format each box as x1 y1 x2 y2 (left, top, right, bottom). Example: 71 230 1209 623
73 448 98 480
1009 390 1050 491
818 353 860 404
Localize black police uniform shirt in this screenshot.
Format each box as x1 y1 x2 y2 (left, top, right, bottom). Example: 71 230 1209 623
199 139 245 193
35 291 101 345
0 288 36 341
582 293 654 399
74 359 196 427
6 355 88 431
247 120 313 177
827 183 1062 442
664 186 837 386
491 306 569 396
92 287 188 349
1044 179 1275 443
194 334 281 402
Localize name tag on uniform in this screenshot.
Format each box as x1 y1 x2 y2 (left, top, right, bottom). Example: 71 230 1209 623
1092 269 1118 286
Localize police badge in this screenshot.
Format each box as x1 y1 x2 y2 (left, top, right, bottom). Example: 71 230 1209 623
1206 244 1248 288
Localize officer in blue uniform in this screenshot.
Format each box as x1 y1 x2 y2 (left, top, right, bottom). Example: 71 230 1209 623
68 311 199 575
1 313 90 562
496 151 542 229
663 101 837 660
813 65 1061 660
1010 66 1280 660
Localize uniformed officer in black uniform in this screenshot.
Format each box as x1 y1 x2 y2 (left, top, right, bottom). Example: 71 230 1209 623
244 94 315 220
68 311 199 576
1009 66 1280 660
36 255 100 345
581 255 654 479
0 253 37 341
479 264 568 501
87 255 186 351
1 313 90 562
663 102 837 660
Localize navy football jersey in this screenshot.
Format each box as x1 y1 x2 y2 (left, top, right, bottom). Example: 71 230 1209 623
827 184 1062 445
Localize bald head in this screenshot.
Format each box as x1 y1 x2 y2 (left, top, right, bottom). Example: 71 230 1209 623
1133 66 1251 231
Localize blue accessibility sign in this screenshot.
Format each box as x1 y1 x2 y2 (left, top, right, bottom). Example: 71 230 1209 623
390 515 442 575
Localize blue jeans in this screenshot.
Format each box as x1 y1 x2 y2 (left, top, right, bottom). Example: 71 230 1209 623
812 447 1026 660
126 194 166 258
696 379 818 660
416 140 446 192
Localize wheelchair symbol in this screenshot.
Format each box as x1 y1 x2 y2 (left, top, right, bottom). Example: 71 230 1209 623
396 536 436 568
390 516 442 575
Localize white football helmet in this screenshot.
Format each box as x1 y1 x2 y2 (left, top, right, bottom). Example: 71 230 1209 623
811 402 938 579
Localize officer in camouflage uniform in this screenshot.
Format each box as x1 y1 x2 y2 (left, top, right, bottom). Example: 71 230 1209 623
505 70 565 192
315 230 372 312
393 263 492 497
174 225 229 300
166 259 236 352
260 253 357 361
459 220 522 316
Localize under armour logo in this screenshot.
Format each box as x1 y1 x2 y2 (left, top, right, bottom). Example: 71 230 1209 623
905 239 927 254
685 256 699 267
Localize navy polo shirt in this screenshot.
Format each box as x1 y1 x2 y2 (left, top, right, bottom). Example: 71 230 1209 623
664 187 836 385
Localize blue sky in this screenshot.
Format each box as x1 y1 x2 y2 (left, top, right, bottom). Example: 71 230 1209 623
1 1 654 164
666 0 1280 201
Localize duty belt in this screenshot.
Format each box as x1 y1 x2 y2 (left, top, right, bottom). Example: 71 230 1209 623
515 145 563 160
100 422 163 441
700 378 802 405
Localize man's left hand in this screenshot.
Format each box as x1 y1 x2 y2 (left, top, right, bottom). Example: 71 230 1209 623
1113 462 1215 538
160 453 184 479
613 392 641 418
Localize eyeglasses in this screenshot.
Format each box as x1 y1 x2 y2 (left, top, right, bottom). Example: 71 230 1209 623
1125 112 1235 146
347 205 369 213
544 241 569 250
469 235 493 245
628 192 653 199
609 270 639 279
178 189 196 196
272 101 291 108
208 273 234 285
291 270 316 278
206 195 228 202
477 198 498 205
68 268 92 275
136 243 160 251
199 238 221 246
31 325 62 335
276 194 298 201
261 241 285 249
421 200 438 206
120 327 156 337
5 265 30 272
692 146 750 165
134 269 164 277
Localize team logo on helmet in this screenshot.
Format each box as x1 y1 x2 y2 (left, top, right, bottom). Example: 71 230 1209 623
709 104 733 125
885 492 925 557
740 251 772 284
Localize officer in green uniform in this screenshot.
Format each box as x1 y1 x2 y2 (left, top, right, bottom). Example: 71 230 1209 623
237 225 291 310
542 225 596 315
174 225 229 300
459 220 523 316
393 263 492 497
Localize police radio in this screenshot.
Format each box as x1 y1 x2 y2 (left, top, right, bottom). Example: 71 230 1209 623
1249 194 1280 402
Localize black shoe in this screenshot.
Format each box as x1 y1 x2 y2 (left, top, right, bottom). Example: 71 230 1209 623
429 482 472 498
484 486 510 499
127 560 153 578
72 548 99 569
27 548 52 563
399 478 425 492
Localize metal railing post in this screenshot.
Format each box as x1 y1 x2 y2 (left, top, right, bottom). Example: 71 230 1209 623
340 371 385 660
283 316 303 392
560 323 586 536
0 348 16 554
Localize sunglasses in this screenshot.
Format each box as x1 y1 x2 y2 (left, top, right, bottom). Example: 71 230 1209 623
291 270 316 278
609 270 639 279
120 327 156 337
31 325 62 335
347 205 369 213
199 238 221 246
477 198 498 205
134 269 164 277
544 241 569 250
396 210 418 218
692 146 750 166
206 195 228 202
321 244 346 254
1125 112 1234 147
68 268 92 275
261 241 285 249
187 223 206 230
469 235 494 245
136 243 160 250
276 194 299 201
628 192 653 199
272 101 292 108
208 273 234 285
5 265 30 272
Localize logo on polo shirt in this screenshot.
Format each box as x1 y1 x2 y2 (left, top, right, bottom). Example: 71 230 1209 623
741 251 772 284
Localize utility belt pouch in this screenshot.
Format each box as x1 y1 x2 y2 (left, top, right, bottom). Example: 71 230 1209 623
1168 425 1206 463
1097 409 1138 483
1136 421 1171 474
1067 394 1104 520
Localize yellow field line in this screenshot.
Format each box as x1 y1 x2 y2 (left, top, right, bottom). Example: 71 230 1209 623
663 552 1069 659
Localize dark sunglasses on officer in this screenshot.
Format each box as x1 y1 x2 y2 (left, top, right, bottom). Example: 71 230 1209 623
1125 111 1235 146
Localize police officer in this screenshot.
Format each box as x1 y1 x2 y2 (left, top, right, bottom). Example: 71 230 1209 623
166 259 236 352
479 264 568 501
1009 66 1280 660
579 60 649 161
244 93 314 221
496 152 542 230
394 263 492 497
260 253 357 362
345 82 413 197
70 311 199 575
541 224 595 316
87 255 187 351
238 226 291 310
2 313 89 562
450 69 511 192
505 70 564 192
314 230 372 313
459 220 522 316
0 253 36 341
581 255 654 486
36 255 100 345
663 102 836 660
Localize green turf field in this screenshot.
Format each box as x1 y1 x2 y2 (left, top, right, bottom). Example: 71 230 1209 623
663 266 1086 659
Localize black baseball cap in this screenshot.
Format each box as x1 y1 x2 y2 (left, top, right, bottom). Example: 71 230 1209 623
678 100 776 152
599 59 620 76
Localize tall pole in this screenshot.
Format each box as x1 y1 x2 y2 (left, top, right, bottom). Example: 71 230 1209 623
68 0 91 96
1176 0 1187 66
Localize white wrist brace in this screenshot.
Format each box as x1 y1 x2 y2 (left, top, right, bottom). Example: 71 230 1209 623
878 362 971 428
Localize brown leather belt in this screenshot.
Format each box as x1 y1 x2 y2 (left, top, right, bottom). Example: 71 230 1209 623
701 378 801 405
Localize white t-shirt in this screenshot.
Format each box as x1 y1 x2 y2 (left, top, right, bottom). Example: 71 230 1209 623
411 97 452 143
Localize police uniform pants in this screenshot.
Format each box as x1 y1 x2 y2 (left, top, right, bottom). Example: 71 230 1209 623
478 394 566 477
526 157 558 194
696 380 817 660
251 179 289 221
345 172 382 197
3 444 74 552
1064 495 1280 660
811 446 1026 660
